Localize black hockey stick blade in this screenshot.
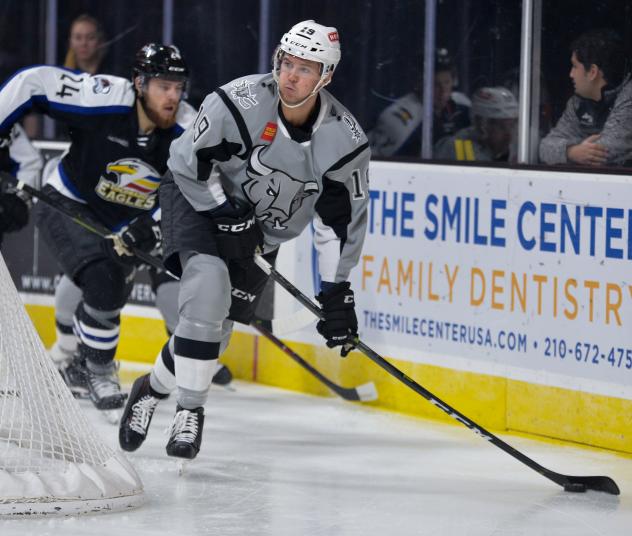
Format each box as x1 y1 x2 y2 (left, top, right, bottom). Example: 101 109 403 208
253 254 620 495
252 321 377 402
557 474 620 495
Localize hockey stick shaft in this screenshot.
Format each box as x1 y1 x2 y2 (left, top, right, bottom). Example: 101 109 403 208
3 174 176 278
3 174 322 335
252 320 376 402
254 254 620 495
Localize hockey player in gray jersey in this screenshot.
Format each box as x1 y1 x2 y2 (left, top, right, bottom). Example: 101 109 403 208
119 20 371 460
0 43 196 412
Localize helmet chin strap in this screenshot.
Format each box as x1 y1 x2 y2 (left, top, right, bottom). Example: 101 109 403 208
277 78 330 109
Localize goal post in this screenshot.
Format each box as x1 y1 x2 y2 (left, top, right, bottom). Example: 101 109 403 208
0 253 144 516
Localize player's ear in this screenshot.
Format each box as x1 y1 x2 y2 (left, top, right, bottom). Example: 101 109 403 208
133 76 143 96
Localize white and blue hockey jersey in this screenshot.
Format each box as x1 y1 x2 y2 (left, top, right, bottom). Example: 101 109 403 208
0 65 196 229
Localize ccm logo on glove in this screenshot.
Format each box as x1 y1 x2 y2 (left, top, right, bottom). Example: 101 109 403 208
216 215 255 233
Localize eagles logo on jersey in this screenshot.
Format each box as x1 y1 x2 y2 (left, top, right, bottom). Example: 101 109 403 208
244 145 318 230
95 158 160 210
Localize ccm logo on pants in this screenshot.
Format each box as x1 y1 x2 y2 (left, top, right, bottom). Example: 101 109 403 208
232 288 256 302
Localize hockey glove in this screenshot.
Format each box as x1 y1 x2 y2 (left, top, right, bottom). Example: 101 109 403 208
209 200 263 262
0 135 12 173
0 192 29 234
103 213 162 265
316 281 358 357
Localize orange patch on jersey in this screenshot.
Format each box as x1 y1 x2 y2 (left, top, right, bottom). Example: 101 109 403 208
261 122 277 142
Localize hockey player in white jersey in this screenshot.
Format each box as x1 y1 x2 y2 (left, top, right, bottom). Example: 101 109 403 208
0 43 196 412
119 20 371 460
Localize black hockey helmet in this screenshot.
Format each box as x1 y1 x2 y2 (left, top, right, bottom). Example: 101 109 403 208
132 43 189 82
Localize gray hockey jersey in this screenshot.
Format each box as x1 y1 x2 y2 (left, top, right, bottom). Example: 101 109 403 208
168 73 371 283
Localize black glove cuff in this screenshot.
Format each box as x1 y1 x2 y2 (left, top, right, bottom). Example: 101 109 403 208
316 281 354 309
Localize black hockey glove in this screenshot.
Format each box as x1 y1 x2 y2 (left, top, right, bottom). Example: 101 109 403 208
209 200 263 262
0 192 29 235
102 213 162 265
0 135 12 173
316 282 358 357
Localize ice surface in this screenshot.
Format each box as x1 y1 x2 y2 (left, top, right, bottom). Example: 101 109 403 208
2 380 631 535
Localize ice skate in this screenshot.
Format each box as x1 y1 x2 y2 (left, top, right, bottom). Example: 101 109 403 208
48 340 74 370
85 360 127 410
59 353 89 399
166 405 204 460
119 373 168 452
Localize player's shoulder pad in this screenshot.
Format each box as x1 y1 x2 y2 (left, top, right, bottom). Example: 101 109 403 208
318 90 369 153
218 73 274 114
79 73 135 107
21 66 135 108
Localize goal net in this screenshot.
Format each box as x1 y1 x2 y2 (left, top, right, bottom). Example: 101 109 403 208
0 253 144 516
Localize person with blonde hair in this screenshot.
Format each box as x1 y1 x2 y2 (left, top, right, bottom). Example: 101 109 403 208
64 14 107 74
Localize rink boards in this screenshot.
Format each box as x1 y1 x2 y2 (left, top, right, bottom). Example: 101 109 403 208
16 158 632 455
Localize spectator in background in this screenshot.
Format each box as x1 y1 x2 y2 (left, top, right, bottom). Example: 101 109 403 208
369 48 470 158
539 28 632 167
434 86 519 163
23 14 111 139
64 14 108 75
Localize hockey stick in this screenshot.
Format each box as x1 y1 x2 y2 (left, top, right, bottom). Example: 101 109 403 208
0 174 178 278
252 320 377 402
253 253 620 495
1 174 320 335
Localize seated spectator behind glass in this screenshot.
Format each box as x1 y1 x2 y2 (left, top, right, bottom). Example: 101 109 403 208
63 14 108 74
22 14 109 138
369 48 470 158
539 28 632 167
434 86 518 162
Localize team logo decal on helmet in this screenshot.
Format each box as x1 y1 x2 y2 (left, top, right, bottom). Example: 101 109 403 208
95 158 161 209
243 146 319 230
230 79 258 110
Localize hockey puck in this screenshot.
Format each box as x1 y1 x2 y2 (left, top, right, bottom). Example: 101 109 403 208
564 482 587 493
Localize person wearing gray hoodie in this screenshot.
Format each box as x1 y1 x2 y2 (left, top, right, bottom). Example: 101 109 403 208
539 28 632 167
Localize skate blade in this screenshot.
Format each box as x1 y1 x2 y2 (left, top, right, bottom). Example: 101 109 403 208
70 389 90 400
177 459 189 476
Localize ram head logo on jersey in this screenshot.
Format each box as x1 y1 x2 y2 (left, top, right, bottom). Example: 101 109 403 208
243 145 318 230
95 158 161 209
230 79 258 110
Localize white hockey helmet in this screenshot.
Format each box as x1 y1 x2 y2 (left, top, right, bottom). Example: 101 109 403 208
471 87 519 119
273 20 341 108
